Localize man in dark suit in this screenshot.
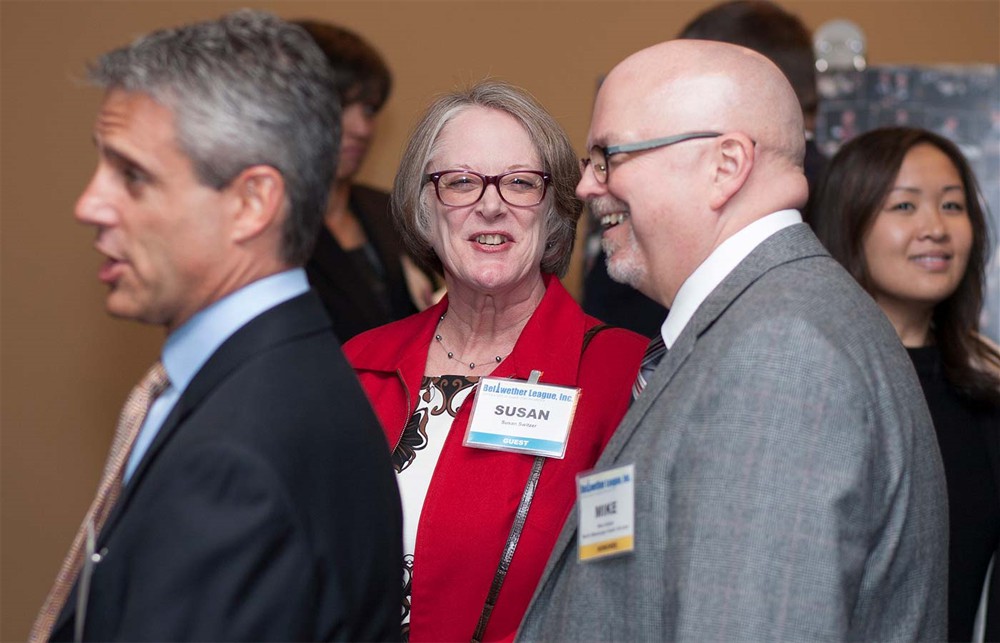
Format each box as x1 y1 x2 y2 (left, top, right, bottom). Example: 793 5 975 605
519 40 947 640
31 10 401 641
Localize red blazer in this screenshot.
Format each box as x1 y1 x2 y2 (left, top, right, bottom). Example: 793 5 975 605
344 275 646 642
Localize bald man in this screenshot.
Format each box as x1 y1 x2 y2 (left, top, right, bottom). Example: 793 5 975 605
518 41 947 641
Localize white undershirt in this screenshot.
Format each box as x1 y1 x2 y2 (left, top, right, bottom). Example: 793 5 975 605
661 209 803 349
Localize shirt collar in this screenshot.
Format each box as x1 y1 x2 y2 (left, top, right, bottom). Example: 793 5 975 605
161 269 309 392
661 209 802 348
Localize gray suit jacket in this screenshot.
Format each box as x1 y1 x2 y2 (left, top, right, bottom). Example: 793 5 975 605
519 224 948 641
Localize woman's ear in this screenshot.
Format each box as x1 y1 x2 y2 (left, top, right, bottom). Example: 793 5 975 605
708 133 754 210
227 165 286 243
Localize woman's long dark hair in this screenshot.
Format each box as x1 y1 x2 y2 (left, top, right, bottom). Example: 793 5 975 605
809 127 1000 405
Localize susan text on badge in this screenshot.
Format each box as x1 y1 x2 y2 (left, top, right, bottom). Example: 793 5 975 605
494 405 551 421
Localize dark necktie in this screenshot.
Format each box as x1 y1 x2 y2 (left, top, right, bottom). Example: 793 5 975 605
632 335 667 401
30 362 170 642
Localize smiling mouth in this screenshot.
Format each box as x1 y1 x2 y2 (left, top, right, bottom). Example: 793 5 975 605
910 253 953 269
475 234 508 246
600 213 628 230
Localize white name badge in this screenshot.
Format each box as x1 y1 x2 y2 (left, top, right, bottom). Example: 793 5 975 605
577 463 635 561
464 374 581 458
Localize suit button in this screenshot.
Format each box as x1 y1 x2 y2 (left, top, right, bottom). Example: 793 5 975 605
91 547 108 563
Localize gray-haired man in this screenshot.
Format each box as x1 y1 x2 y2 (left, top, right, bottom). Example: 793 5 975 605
33 10 401 641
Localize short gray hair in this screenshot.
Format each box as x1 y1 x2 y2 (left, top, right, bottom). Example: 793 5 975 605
391 80 582 277
87 9 340 265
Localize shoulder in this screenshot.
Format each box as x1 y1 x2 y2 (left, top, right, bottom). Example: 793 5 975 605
582 320 648 357
343 303 441 366
971 331 1000 380
576 321 647 392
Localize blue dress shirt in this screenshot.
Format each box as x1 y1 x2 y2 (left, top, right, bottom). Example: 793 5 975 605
123 269 310 482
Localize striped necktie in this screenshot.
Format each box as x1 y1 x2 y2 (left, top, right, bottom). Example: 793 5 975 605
632 335 667 401
30 361 170 642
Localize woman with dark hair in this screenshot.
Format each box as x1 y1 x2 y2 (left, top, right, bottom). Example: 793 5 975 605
344 80 646 641
295 20 435 342
811 126 999 641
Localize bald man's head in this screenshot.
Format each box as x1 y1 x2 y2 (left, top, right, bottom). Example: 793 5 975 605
605 40 805 172
579 39 809 305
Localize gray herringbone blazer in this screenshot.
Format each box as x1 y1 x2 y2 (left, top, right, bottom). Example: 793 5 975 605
518 224 948 641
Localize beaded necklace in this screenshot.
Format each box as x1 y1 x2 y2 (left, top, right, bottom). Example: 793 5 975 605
433 312 506 370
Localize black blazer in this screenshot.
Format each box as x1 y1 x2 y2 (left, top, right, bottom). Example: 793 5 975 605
52 292 402 642
306 184 419 342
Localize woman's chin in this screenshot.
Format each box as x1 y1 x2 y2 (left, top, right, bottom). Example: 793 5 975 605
453 266 541 297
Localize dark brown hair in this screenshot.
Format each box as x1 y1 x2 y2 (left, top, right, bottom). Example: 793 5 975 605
678 0 817 117
810 127 1000 405
294 20 391 112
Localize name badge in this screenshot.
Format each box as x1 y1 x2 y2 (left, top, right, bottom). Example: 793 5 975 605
577 463 635 561
464 373 581 458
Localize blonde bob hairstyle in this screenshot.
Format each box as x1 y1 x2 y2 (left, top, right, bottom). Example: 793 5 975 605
391 80 582 277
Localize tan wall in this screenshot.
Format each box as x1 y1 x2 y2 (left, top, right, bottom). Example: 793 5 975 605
2 1 997 637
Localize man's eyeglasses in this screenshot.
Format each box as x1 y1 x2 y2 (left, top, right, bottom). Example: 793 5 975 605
580 131 723 184
425 170 551 207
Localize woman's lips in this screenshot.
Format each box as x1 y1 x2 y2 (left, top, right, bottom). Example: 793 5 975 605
909 252 952 271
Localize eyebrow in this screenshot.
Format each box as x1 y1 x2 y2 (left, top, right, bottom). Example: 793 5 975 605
96 138 158 182
889 184 964 194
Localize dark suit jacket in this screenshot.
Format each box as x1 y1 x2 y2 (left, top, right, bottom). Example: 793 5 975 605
306 184 419 342
52 292 402 642
520 225 948 641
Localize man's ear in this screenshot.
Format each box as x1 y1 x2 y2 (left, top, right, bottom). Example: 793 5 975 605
708 133 754 210
227 165 286 243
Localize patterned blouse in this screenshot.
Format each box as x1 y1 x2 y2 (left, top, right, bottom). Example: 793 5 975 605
393 375 479 640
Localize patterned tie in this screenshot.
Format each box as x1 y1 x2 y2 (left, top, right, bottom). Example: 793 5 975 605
632 335 667 401
30 362 170 643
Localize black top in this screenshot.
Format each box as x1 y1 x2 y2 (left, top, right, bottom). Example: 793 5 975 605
908 345 1000 642
306 184 420 343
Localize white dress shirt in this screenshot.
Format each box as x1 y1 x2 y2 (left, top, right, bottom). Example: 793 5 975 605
661 209 803 349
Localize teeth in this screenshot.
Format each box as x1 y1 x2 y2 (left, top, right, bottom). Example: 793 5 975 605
600 213 627 228
476 234 506 245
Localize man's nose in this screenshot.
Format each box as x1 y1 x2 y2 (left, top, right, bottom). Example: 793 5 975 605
576 160 606 200
74 169 117 227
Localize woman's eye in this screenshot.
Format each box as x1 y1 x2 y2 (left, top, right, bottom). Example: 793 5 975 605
504 175 540 191
443 175 480 191
887 201 915 212
942 201 966 212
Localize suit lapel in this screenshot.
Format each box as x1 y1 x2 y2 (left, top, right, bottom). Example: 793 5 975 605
529 225 829 601
96 293 330 545
600 224 827 465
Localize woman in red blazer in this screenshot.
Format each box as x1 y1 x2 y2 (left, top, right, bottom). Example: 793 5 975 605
343 80 646 642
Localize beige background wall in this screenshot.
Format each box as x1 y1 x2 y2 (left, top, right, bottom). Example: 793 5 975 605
2 0 997 637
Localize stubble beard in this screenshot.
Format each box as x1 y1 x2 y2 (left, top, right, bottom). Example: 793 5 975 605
602 222 648 291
